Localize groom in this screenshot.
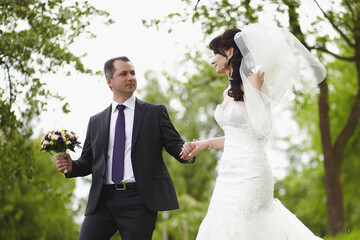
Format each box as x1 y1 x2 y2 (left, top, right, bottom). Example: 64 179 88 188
55 56 195 240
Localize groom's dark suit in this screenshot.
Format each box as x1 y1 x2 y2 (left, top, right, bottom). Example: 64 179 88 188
66 97 193 238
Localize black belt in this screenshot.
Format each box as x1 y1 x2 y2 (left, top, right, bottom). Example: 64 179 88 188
103 182 137 191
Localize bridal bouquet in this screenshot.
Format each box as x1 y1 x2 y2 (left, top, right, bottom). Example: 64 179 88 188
41 129 81 154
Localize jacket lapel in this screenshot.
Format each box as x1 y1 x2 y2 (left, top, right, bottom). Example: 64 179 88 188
100 104 112 161
132 98 146 150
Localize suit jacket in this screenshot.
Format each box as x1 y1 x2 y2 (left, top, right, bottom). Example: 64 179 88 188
66 98 194 215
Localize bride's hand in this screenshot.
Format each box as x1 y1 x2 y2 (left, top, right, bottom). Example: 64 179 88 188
180 139 200 159
248 70 265 91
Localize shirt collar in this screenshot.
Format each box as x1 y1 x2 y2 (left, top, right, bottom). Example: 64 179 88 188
112 95 136 113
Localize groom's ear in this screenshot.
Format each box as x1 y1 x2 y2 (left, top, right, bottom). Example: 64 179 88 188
106 77 113 91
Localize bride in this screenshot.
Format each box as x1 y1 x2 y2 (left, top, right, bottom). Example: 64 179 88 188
180 23 326 239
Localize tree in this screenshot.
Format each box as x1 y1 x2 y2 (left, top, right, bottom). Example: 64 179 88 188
143 0 360 236
276 0 360 235
291 49 360 233
309 1 360 235
0 137 80 239
1 0 112 135
0 1 111 238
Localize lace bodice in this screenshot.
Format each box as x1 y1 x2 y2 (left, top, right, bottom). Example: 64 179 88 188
214 101 249 130
209 101 273 218
215 100 267 138
196 101 323 239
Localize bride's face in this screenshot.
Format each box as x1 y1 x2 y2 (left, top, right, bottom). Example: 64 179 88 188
211 54 227 74
211 48 233 75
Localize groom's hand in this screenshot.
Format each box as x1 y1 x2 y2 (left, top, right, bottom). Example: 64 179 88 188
55 153 73 173
180 140 198 160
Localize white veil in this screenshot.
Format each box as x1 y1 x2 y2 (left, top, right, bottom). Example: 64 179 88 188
233 23 327 137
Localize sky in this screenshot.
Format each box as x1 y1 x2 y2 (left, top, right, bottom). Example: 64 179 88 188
31 0 330 221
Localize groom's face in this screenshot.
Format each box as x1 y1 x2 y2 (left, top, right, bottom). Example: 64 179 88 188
107 60 137 96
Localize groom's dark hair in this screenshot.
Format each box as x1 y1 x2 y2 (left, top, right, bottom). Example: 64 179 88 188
104 56 131 79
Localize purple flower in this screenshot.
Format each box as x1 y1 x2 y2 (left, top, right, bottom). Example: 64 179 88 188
41 129 82 154
45 134 51 141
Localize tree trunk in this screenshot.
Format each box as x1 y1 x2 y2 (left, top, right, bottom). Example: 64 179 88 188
323 154 345 235
318 80 345 235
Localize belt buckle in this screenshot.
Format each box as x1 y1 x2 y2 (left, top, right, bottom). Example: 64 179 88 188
115 182 126 190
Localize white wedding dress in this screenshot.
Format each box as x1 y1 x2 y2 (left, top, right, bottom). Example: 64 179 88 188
195 100 322 240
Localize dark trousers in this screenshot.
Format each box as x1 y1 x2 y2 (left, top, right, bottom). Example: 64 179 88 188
79 185 158 240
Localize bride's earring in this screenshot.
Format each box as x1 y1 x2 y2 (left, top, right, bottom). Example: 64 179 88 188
224 59 230 69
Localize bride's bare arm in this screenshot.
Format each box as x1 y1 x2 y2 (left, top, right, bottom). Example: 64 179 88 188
180 136 225 159
247 70 265 91
197 136 225 150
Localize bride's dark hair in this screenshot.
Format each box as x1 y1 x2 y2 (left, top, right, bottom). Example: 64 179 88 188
209 28 244 101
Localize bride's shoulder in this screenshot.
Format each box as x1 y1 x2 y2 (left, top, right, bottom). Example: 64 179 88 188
220 95 235 110
222 86 230 98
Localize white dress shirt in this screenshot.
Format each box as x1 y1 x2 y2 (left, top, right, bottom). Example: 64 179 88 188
105 95 136 184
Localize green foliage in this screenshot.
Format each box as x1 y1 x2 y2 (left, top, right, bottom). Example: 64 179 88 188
293 43 358 153
274 162 327 236
0 0 111 75
0 0 111 137
143 0 262 35
153 194 208 240
340 115 360 231
290 46 360 231
0 1 111 239
0 136 79 240
324 228 360 240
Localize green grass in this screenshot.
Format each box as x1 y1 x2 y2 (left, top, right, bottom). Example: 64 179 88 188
324 229 360 240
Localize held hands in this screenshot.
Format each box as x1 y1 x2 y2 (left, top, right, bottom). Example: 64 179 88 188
55 153 73 173
180 140 201 160
248 70 265 91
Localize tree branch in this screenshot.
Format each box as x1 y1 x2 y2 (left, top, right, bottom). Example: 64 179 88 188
343 0 356 22
333 89 360 164
282 0 309 48
313 46 356 61
5 64 15 105
194 0 201 11
313 0 355 48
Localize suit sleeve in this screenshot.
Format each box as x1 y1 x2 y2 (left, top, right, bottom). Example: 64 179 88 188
159 105 195 164
65 118 94 178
